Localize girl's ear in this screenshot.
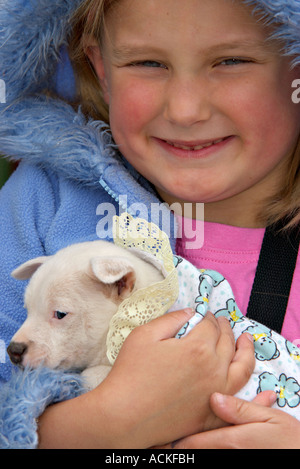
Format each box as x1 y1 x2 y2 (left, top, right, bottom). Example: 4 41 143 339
85 38 110 104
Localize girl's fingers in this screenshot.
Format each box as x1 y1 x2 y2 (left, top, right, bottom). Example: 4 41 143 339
214 316 236 364
251 391 278 407
226 333 255 394
209 392 277 426
173 393 278 450
186 311 223 342
131 308 195 341
183 313 236 365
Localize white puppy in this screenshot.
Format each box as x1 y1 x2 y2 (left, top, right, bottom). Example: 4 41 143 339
8 231 300 420
7 241 164 389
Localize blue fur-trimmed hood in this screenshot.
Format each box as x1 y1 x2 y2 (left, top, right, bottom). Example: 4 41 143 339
0 0 164 196
245 0 300 66
0 96 121 187
1 0 300 185
0 0 82 104
1 0 300 105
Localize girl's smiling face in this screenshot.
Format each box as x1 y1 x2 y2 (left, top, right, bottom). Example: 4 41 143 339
88 0 300 226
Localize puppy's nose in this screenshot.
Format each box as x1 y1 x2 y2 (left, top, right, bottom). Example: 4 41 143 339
7 342 28 365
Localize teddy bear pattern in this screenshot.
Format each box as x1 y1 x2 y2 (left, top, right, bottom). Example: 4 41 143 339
171 256 300 417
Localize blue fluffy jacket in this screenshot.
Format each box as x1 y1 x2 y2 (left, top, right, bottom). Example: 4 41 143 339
0 0 300 449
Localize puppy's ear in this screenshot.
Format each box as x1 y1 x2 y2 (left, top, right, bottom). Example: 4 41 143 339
12 256 50 280
90 256 136 298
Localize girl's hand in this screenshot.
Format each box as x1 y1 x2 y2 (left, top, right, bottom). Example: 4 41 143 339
100 309 255 448
171 392 300 449
38 309 255 449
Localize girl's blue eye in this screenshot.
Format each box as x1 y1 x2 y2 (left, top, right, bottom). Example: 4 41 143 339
54 311 68 320
131 60 166 69
219 58 250 66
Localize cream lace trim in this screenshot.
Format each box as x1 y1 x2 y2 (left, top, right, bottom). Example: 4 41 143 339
106 213 179 364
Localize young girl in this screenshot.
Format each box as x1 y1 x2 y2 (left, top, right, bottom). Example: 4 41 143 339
0 0 300 448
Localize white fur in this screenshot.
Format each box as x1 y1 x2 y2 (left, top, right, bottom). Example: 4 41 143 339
9 241 164 389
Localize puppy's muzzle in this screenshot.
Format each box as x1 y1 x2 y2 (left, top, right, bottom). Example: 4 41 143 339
7 342 28 366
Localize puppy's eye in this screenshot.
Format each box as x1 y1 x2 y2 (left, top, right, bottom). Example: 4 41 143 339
53 311 68 320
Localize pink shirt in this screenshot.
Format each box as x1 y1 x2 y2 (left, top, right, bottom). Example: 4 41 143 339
176 218 300 345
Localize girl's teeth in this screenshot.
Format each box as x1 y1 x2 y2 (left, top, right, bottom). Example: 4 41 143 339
167 138 224 150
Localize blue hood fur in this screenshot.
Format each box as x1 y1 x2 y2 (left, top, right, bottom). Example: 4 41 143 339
0 0 82 103
1 0 300 186
1 0 300 105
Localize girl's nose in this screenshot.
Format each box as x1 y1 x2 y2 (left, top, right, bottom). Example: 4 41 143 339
163 76 212 128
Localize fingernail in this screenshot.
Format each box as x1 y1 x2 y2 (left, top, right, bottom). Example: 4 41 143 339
213 392 226 406
183 308 194 317
245 333 253 343
269 392 277 405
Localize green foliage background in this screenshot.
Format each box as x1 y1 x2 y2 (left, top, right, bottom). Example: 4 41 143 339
0 157 13 188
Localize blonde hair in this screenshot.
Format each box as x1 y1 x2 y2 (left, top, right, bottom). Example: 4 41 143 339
69 0 117 122
261 140 300 230
69 0 300 230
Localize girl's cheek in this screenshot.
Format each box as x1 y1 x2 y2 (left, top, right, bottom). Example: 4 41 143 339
111 79 161 128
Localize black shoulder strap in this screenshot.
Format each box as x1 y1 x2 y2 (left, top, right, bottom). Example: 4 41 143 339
247 221 300 333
